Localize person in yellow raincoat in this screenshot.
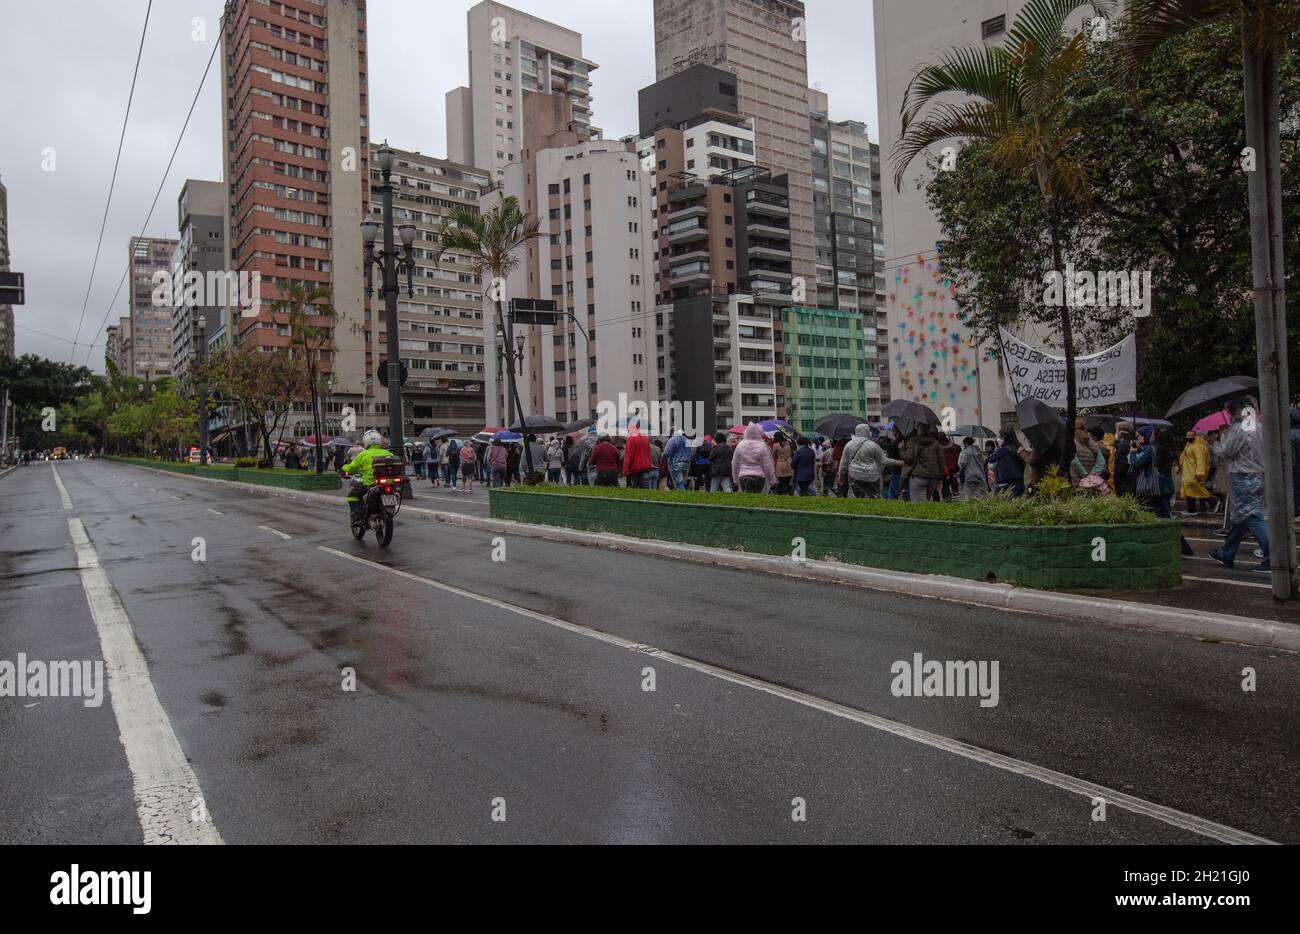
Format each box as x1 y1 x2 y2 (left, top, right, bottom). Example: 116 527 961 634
1178 430 1212 514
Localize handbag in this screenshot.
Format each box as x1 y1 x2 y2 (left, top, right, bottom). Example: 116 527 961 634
1135 459 1161 498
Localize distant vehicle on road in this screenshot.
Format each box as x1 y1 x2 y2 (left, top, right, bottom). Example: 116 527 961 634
51 447 68 460
188 446 202 463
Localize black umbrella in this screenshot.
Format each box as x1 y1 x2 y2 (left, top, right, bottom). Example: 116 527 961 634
417 427 457 441
563 417 596 433
1164 376 1258 419
952 423 997 439
509 415 566 434
881 399 940 437
1015 398 1068 459
1082 414 1118 433
814 412 867 439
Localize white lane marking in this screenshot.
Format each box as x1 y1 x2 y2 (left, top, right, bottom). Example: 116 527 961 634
148 488 157 492
68 518 223 845
257 525 292 540
171 496 183 501
51 464 73 510
319 545 1277 846
205 508 224 516
1182 574 1273 590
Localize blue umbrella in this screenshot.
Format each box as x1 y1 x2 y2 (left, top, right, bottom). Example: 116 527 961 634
492 430 523 443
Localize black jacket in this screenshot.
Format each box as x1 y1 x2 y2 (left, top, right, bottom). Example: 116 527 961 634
709 442 734 478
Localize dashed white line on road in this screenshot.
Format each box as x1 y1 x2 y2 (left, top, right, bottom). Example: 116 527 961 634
51 464 73 510
319 544 1277 846
205 508 224 516
171 496 183 501
68 518 223 845
257 525 293 540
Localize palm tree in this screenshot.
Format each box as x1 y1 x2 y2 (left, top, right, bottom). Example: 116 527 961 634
1120 0 1297 598
893 0 1114 470
433 193 544 477
275 280 335 474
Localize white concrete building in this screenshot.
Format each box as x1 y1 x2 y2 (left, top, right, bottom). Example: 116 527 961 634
484 138 655 426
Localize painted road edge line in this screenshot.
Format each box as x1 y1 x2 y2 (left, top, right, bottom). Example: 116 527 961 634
100 459 1300 653
68 518 223 845
320 544 1276 846
257 525 293 540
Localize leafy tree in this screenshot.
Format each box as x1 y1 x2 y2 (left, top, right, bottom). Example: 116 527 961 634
199 348 308 465
0 353 97 449
279 281 335 473
433 193 544 476
894 0 1115 469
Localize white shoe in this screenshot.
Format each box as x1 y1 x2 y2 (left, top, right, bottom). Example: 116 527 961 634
1253 548 1264 559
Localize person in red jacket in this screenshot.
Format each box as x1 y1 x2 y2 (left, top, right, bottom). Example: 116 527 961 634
622 424 652 488
590 433 621 486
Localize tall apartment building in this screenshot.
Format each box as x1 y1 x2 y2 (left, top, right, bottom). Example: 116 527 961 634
446 0 599 184
808 88 888 419
128 236 178 381
653 0 816 306
170 180 227 375
219 0 369 425
782 305 869 431
0 179 12 357
369 144 490 436
484 94 655 426
638 64 789 431
874 1 1098 427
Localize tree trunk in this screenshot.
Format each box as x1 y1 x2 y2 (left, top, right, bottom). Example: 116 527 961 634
1242 42 1297 600
1050 227 1077 476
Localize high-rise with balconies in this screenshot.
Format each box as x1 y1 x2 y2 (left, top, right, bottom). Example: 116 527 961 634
446 1 599 185
128 236 178 382
219 0 369 425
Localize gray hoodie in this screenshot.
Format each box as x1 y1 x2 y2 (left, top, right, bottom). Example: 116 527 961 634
838 424 898 483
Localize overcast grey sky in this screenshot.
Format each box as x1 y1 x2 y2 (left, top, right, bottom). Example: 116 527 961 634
0 0 876 370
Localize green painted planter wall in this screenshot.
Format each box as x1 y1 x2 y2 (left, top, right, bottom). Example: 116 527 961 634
107 456 341 491
489 489 1181 590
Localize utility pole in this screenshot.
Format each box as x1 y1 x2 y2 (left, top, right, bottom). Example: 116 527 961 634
196 316 209 466
1243 45 1298 600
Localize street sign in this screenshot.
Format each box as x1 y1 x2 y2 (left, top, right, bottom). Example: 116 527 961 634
377 358 408 388
510 297 558 326
0 271 24 305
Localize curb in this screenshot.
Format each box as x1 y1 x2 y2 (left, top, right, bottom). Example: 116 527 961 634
107 459 1300 653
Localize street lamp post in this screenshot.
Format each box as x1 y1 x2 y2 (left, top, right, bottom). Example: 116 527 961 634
196 315 209 466
362 141 418 498
497 324 536 477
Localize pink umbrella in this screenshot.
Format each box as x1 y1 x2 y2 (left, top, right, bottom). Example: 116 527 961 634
1192 409 1231 433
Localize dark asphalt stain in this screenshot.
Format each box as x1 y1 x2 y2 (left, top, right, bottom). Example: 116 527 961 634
201 691 227 708
218 606 250 658
428 681 611 733
1003 822 1036 839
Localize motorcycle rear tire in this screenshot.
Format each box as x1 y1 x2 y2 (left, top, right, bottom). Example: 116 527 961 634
378 511 394 547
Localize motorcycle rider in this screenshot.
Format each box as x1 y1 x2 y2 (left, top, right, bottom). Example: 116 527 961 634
341 430 395 525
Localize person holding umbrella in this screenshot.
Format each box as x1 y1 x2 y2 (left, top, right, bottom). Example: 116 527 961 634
1209 398 1271 571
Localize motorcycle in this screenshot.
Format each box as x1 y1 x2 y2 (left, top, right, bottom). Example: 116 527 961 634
345 456 403 547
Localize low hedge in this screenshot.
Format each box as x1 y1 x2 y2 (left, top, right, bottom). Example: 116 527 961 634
489 487 1179 589
106 456 341 490
503 483 1157 527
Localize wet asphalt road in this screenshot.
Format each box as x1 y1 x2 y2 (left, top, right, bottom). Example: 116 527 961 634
1 458 1297 844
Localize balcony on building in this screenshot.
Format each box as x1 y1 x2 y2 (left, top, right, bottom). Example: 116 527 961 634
665 216 709 245
668 260 711 286
745 188 789 217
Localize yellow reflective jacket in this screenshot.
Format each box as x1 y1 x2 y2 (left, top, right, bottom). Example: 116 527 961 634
343 445 394 486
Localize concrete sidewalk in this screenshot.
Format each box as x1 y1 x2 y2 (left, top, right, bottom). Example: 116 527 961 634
102 459 1300 652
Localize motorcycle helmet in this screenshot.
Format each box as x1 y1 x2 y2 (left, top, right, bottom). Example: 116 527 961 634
362 429 383 448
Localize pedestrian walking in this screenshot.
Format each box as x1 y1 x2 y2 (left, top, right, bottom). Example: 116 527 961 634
1179 430 1213 514
423 441 439 485
957 436 991 500
987 430 1026 496
772 436 794 495
458 442 476 493
590 433 620 486
1130 426 1195 556
709 432 734 491
902 424 944 502
1209 399 1271 571
940 434 960 501
837 424 900 498
662 429 692 490
545 435 564 484
487 440 508 487
791 436 817 496
623 427 652 488
731 422 776 494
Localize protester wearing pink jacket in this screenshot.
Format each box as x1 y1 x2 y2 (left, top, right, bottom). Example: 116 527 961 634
732 422 777 493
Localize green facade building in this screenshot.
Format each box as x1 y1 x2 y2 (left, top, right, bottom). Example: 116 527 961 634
781 305 868 434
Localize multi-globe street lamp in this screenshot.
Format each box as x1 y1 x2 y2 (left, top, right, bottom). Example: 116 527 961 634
361 140 417 497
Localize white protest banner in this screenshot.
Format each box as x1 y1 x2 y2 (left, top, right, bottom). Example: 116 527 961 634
999 328 1137 406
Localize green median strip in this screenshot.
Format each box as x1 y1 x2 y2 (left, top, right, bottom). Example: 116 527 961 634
105 456 341 491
